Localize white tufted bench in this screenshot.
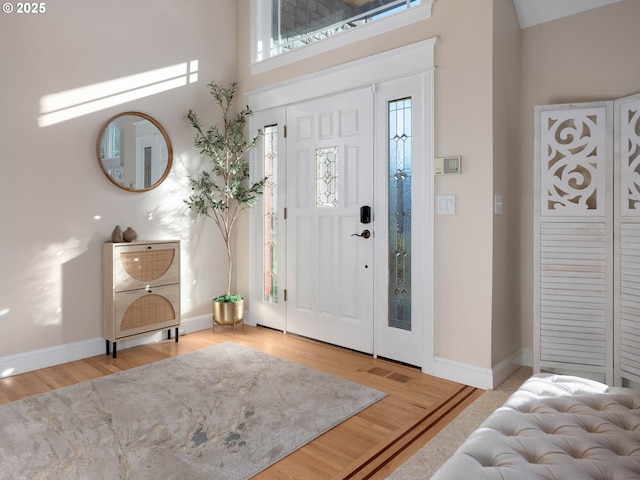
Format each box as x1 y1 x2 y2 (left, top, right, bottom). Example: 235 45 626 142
431 374 640 480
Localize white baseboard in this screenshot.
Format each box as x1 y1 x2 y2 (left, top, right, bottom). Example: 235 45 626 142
2 310 522 388
0 314 213 378
491 350 526 388
521 347 533 368
432 349 525 390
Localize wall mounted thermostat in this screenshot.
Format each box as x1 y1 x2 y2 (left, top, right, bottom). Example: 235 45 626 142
435 156 461 175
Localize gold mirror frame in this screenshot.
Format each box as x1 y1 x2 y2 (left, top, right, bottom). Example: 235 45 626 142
96 112 173 192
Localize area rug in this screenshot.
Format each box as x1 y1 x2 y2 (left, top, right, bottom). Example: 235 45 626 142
0 342 386 480
387 367 532 479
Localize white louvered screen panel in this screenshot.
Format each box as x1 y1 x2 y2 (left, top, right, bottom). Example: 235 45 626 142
534 101 613 385
615 92 640 385
617 94 640 217
539 222 609 372
619 224 640 382
535 95 640 386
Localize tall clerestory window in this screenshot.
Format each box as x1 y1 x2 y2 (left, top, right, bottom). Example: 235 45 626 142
271 0 420 56
252 0 431 68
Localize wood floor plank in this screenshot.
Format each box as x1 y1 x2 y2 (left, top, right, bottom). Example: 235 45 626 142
0 325 480 478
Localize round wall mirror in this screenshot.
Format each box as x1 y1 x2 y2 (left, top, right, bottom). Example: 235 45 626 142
96 112 173 192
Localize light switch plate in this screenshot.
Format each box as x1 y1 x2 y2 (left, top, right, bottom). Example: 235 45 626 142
494 194 503 215
436 194 456 215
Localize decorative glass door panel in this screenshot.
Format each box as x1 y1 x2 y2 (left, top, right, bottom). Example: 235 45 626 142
316 147 339 207
389 98 412 331
263 125 278 304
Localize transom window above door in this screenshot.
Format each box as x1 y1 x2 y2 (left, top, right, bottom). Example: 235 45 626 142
250 0 434 74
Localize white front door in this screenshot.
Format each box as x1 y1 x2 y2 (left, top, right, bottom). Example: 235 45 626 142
249 50 435 370
286 88 374 353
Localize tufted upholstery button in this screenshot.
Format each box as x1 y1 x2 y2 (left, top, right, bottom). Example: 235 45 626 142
432 374 640 480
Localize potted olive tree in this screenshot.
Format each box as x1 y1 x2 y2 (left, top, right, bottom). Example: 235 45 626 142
185 81 265 330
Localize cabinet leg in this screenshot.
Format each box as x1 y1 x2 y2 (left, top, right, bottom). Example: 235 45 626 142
166 328 179 342
112 342 117 359
106 339 110 355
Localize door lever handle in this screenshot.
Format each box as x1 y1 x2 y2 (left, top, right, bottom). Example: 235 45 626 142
351 229 371 239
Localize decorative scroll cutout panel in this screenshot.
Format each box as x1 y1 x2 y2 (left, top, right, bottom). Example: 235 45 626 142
540 108 608 216
619 97 640 215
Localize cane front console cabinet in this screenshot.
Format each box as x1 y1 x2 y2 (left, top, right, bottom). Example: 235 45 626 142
103 240 180 358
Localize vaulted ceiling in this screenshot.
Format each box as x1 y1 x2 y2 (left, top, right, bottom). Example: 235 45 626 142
512 0 624 28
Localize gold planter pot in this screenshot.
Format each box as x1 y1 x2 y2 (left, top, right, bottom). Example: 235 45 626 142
213 299 244 333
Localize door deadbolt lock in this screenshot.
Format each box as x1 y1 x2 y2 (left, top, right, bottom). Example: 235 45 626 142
351 229 371 239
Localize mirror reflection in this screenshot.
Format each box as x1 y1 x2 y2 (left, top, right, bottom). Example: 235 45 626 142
97 112 173 192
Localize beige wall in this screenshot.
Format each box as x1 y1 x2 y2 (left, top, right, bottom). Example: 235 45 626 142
236 0 521 370
0 0 237 357
491 0 521 365
519 0 640 355
430 0 495 368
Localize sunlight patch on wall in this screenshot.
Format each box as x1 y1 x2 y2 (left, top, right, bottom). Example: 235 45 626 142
31 238 87 326
38 60 199 127
141 158 196 313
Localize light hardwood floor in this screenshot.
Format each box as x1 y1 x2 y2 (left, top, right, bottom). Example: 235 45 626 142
0 326 482 479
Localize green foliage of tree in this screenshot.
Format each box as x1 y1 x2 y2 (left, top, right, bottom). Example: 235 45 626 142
185 81 265 298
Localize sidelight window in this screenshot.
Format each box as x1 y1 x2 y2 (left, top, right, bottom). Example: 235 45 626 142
263 125 278 303
388 98 412 330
